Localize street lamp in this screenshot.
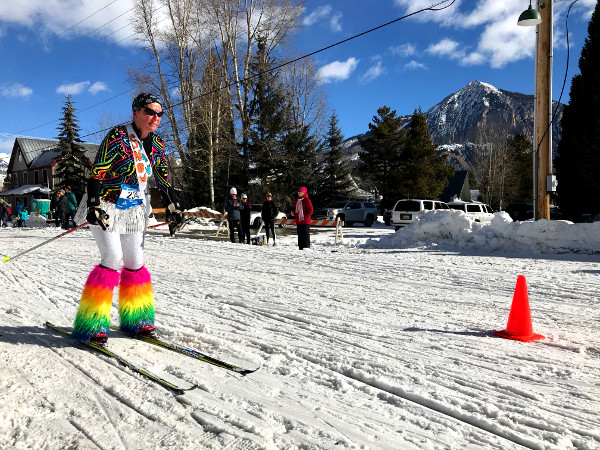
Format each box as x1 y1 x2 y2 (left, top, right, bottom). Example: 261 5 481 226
518 1 553 220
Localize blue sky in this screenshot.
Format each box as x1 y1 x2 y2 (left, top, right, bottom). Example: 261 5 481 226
0 0 596 154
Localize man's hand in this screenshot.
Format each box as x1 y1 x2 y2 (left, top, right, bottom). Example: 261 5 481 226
86 207 109 231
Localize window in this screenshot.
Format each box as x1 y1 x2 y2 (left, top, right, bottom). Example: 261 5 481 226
365 202 376 209
485 205 494 213
349 202 361 209
435 202 449 210
34 171 39 184
423 201 433 210
43 170 48 185
395 200 420 212
449 204 465 211
23 172 28 185
467 204 481 213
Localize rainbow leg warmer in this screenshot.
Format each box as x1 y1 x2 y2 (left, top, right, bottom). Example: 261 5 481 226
72 265 119 341
119 265 155 333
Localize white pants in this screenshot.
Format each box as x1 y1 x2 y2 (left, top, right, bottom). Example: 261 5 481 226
91 227 144 271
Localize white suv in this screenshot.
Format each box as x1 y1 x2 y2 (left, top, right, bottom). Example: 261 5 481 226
447 201 494 223
391 199 449 230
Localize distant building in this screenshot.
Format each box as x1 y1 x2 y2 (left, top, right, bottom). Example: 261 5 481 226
0 137 98 209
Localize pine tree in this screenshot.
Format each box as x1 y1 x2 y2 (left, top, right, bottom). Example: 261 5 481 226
247 35 288 196
555 2 600 220
316 112 355 205
357 106 406 210
397 108 454 200
54 95 88 199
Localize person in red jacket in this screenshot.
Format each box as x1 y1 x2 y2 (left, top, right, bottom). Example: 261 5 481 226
290 186 313 250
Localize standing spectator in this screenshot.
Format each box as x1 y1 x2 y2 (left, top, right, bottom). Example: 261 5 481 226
224 187 244 243
240 194 252 244
56 190 67 228
14 200 23 217
70 92 183 344
19 207 29 227
0 198 8 228
64 186 78 228
290 186 313 250
261 192 279 246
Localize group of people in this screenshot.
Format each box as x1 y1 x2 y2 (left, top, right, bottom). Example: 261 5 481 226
225 185 314 250
225 188 281 246
0 199 28 227
50 186 78 228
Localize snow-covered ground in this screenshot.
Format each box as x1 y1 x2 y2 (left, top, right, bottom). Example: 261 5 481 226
1 211 599 449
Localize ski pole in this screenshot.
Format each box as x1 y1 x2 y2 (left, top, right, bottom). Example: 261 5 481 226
2 222 89 263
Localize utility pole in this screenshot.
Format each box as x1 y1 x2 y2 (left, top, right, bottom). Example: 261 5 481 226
534 1 552 220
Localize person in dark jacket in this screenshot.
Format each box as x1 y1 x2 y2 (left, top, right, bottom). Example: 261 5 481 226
55 190 67 228
224 187 244 243
290 186 313 250
240 193 252 244
0 198 8 227
261 192 279 246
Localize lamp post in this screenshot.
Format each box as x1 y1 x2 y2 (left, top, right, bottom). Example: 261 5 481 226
518 1 553 220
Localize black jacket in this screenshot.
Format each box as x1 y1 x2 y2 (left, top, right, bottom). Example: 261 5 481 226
261 200 279 221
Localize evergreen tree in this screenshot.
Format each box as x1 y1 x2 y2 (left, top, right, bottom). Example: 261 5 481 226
397 108 454 200
555 2 600 220
357 106 406 210
247 35 288 196
507 132 533 203
54 95 88 199
277 124 319 211
316 112 355 205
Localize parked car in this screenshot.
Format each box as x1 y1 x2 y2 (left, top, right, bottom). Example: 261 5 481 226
314 200 378 227
505 203 534 221
447 201 495 223
391 199 449 230
250 204 287 228
383 210 393 226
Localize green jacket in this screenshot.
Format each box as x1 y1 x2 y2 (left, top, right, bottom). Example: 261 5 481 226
65 191 78 211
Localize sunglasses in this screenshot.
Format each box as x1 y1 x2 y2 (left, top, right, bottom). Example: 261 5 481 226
143 107 165 118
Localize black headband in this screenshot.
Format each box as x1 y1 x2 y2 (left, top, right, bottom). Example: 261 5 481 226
132 93 162 111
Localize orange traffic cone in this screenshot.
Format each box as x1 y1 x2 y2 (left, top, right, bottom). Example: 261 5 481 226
494 275 544 342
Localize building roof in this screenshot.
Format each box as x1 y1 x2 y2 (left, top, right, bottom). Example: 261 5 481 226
0 184 53 196
13 138 99 170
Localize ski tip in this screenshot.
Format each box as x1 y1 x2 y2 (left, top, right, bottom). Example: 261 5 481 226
238 367 260 376
2 256 10 263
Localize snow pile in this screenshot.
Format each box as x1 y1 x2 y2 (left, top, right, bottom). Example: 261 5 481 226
366 210 600 254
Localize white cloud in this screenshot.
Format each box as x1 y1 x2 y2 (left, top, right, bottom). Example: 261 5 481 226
330 12 343 32
88 81 110 95
390 43 416 58
0 1 139 46
302 5 332 26
394 0 596 69
56 81 90 95
426 38 461 57
0 82 33 98
405 60 426 70
317 58 359 83
56 81 111 96
0 138 14 152
360 57 384 83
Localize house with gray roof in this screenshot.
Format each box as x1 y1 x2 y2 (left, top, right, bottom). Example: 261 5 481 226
0 137 99 211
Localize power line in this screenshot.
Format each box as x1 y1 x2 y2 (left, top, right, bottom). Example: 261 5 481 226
56 0 120 38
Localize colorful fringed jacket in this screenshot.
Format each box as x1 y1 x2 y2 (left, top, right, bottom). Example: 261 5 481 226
91 124 172 205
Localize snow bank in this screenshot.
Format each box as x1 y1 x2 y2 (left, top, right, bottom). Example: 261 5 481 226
366 210 600 254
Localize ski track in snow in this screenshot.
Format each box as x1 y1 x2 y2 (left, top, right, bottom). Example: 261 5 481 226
1 226 600 449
